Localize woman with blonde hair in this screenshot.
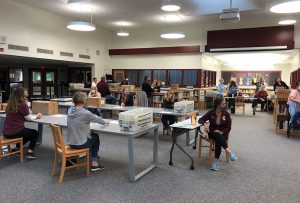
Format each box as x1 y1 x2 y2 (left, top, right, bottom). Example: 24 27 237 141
161 91 178 135
3 87 42 159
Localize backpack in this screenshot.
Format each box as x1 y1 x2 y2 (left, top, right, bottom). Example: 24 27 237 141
292 111 300 127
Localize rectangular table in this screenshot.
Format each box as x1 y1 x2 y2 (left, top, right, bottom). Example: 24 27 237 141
58 102 199 145
0 114 159 182
169 116 201 170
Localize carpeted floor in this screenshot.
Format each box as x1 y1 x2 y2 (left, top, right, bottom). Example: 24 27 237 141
1 105 300 203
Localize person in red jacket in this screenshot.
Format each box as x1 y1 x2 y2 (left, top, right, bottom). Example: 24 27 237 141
252 85 268 115
198 97 237 171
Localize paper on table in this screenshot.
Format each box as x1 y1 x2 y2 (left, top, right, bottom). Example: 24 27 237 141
108 120 119 124
114 106 123 109
52 114 65 117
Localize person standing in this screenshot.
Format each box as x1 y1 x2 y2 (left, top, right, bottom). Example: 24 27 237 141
216 78 225 98
198 97 237 171
227 80 238 114
142 76 154 107
274 76 289 91
3 87 42 159
67 92 110 171
97 76 115 104
91 77 97 88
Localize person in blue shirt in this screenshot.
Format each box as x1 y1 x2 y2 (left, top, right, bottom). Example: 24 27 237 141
227 80 238 114
217 78 225 98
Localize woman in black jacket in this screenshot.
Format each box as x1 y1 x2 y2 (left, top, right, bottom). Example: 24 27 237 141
161 91 178 135
274 76 289 91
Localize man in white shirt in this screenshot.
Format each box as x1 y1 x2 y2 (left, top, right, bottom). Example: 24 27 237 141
91 77 97 88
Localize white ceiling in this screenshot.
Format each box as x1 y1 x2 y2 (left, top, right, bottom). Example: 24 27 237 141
12 0 300 31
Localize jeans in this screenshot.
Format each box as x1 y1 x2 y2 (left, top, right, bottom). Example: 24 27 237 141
208 131 228 159
3 128 39 150
161 115 177 129
105 95 116 104
70 133 100 162
87 108 101 116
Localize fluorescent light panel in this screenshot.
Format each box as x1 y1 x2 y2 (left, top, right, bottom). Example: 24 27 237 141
210 46 288 52
270 0 300 13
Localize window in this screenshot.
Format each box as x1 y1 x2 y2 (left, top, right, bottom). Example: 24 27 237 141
183 70 198 86
153 70 167 83
139 70 152 84
126 70 138 85
169 70 182 85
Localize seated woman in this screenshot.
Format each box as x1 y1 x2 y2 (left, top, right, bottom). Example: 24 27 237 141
119 88 134 107
198 97 237 171
3 87 42 159
161 91 178 135
67 92 110 171
252 85 268 115
87 87 101 116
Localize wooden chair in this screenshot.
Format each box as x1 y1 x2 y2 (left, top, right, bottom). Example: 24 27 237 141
0 136 23 163
50 124 90 183
235 96 245 114
198 132 229 165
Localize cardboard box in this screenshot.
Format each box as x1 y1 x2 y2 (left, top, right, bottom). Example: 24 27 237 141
32 101 58 115
171 84 179 89
0 103 7 110
86 97 105 108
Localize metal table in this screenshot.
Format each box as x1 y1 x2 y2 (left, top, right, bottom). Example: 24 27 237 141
169 116 201 170
0 114 159 182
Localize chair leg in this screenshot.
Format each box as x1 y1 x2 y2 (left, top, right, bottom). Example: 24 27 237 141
52 152 59 176
208 142 213 165
86 152 90 177
59 157 67 183
77 155 80 170
7 145 10 159
198 137 202 160
20 141 23 163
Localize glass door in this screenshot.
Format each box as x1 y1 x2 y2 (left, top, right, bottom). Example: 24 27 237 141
29 69 57 100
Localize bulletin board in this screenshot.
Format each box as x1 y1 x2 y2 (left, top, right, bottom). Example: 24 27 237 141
221 71 281 86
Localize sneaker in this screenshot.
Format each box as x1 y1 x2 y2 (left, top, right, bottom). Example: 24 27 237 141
26 152 36 160
229 152 237 161
210 162 219 171
91 164 105 172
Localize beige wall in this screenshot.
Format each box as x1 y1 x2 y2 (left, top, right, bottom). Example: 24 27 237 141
0 0 111 78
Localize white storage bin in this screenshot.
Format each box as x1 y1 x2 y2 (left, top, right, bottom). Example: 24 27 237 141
119 108 153 131
174 100 194 113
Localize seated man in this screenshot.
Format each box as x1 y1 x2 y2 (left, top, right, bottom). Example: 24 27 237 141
252 85 268 115
66 92 110 171
97 76 116 104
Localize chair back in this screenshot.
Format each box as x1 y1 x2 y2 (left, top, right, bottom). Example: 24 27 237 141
135 91 148 107
50 123 66 154
235 96 244 106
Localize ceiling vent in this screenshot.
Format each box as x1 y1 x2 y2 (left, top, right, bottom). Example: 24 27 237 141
8 44 29 51
37 48 54 55
60 51 74 57
79 54 90 59
0 35 7 44
220 0 240 23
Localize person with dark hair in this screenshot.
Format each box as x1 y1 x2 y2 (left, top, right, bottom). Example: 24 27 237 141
142 75 154 106
227 80 238 114
97 76 115 104
274 76 289 91
161 91 178 135
252 77 267 93
91 77 97 88
3 87 42 159
67 92 110 171
119 88 134 107
198 97 237 171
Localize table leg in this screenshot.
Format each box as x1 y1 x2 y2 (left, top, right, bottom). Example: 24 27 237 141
37 123 43 144
128 127 158 182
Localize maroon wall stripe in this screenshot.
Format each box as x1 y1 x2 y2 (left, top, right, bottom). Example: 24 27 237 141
207 25 294 50
109 46 201 55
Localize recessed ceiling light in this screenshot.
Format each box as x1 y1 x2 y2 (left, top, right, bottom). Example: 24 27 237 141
67 21 96 31
67 0 93 12
117 30 129 37
270 0 300 13
160 32 185 39
161 0 181 12
278 19 297 24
